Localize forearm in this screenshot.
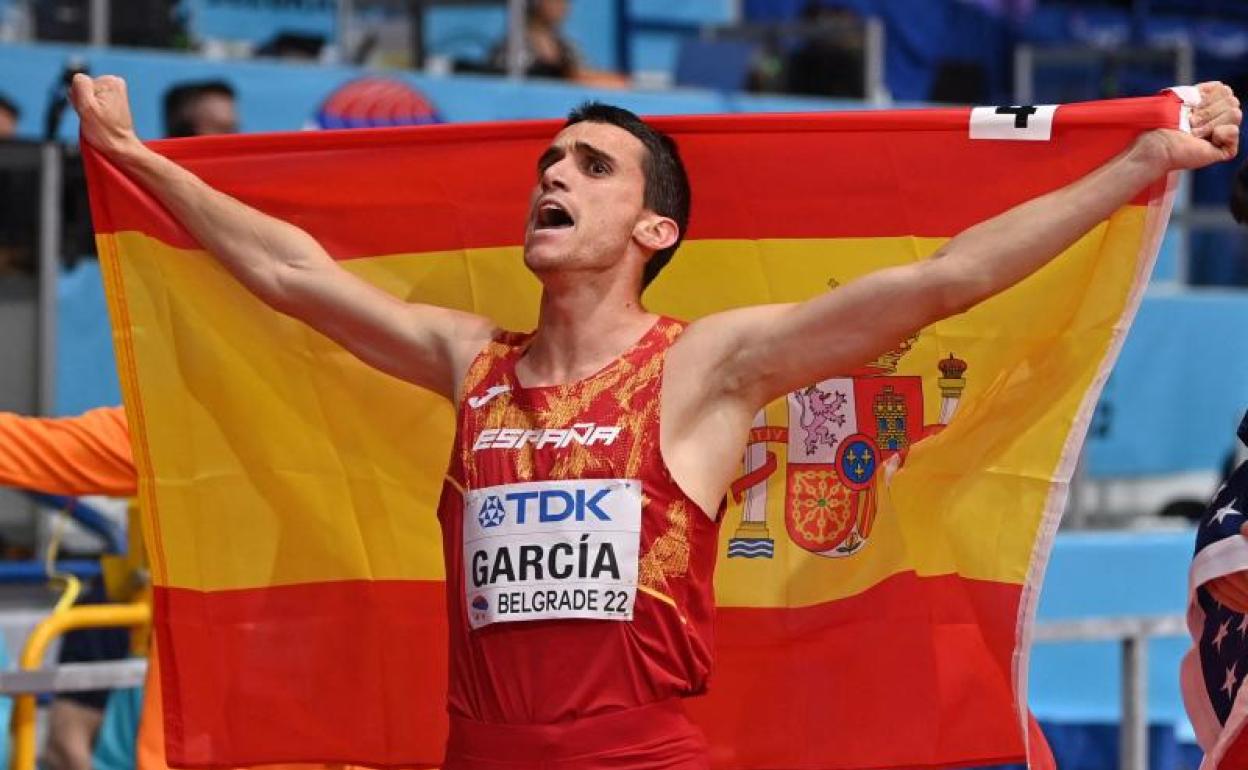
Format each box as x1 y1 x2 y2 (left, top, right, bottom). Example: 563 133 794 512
105 140 484 398
0 409 136 496
718 136 1172 406
110 142 333 310
934 136 1167 312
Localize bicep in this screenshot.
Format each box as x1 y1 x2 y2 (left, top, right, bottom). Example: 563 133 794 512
703 261 955 407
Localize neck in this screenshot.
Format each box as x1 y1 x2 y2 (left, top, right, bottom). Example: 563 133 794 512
519 274 655 387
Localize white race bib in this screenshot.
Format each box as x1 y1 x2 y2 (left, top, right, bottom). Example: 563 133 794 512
463 479 642 629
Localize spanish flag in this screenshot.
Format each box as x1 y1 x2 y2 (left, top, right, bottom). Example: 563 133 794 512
85 94 1184 769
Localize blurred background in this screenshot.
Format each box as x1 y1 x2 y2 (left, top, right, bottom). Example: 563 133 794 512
0 1 1246 769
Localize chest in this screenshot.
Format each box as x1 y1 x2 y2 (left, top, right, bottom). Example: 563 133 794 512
459 356 665 485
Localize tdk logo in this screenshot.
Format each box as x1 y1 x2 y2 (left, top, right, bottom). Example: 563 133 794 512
477 495 506 528
505 487 612 524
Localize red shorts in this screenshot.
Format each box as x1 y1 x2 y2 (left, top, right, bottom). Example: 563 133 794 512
443 699 710 770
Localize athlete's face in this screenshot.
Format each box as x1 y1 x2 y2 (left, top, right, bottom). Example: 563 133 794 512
524 121 652 280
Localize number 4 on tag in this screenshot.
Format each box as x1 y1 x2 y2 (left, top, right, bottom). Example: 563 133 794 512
969 105 1058 141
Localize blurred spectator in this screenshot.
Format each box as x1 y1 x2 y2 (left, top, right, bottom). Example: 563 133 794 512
1183 139 1248 608
162 80 237 138
0 92 33 275
490 0 628 88
0 93 18 138
33 0 182 49
782 3 865 98
255 32 326 62
1195 412 1248 608
0 407 133 770
47 593 132 770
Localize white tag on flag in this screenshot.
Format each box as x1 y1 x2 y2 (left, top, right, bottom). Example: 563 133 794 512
1164 86 1201 133
969 105 1058 141
463 478 642 629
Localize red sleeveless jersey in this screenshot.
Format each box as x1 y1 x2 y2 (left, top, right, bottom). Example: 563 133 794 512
438 316 720 725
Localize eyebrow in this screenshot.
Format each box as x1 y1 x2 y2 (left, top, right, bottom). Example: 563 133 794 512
574 141 616 169
536 145 563 173
535 140 618 173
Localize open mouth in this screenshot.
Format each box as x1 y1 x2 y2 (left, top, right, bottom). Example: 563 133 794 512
535 201 575 230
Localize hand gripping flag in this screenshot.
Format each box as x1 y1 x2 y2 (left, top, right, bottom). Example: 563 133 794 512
1182 411 1248 770
84 94 1186 769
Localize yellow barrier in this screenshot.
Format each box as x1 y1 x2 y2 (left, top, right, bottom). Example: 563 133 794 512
9 600 151 770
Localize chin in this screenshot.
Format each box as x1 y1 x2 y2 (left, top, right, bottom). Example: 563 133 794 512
523 242 568 272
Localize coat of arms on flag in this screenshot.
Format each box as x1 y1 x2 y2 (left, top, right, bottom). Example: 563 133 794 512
727 307 968 561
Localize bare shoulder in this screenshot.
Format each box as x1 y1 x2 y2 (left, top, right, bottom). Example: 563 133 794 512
668 306 788 385
421 306 499 398
363 301 497 402
431 305 498 356
665 304 792 413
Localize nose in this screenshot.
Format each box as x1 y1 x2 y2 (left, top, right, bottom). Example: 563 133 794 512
540 155 571 193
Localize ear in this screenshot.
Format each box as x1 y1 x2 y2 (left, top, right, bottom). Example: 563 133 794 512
633 212 679 253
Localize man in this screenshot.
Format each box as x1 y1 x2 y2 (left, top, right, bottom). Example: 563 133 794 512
161 80 237 138
71 74 1240 768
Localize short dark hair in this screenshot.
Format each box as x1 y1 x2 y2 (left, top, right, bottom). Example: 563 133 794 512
162 80 235 138
565 102 691 288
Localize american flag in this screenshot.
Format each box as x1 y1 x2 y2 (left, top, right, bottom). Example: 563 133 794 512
1182 412 1248 770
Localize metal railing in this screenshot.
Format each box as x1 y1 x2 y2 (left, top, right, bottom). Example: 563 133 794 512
0 658 145 697
1034 614 1188 770
36 143 58 417
404 0 525 76
6 600 151 770
1013 42 1195 107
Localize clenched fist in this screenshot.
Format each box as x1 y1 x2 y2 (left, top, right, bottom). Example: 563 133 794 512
69 74 141 159
1136 81 1242 174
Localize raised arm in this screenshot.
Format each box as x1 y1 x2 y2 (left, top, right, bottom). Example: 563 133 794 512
0 407 135 496
679 83 1241 411
662 84 1240 514
71 74 493 400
